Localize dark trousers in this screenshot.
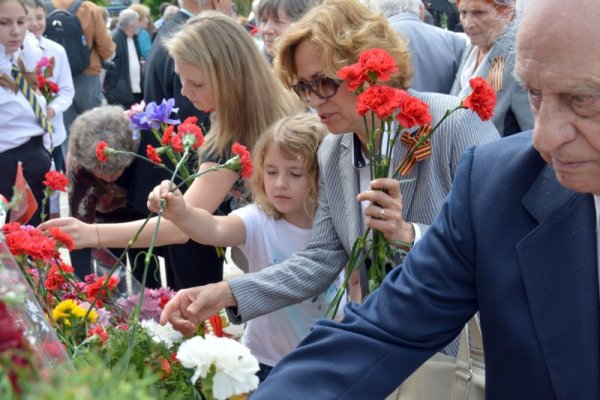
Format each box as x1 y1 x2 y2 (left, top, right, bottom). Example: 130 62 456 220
0 136 52 226
164 241 224 290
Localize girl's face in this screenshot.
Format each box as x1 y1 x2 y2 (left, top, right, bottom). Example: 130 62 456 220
259 6 292 57
26 5 45 39
263 144 312 228
458 0 513 52
293 40 365 139
174 57 216 113
0 0 27 54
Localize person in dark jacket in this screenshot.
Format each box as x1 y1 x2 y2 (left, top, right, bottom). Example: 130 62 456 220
103 9 143 108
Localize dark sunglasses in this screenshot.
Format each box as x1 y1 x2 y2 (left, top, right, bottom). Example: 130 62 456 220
292 76 341 102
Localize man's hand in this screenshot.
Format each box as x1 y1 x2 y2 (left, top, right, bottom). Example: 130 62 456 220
160 281 238 336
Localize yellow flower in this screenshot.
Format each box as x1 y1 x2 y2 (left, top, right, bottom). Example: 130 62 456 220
52 299 98 327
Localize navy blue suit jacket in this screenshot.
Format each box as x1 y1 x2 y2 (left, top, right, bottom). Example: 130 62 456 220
253 132 600 399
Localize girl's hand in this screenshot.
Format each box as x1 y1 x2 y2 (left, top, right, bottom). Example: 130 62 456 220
147 180 187 221
39 217 97 248
356 178 415 245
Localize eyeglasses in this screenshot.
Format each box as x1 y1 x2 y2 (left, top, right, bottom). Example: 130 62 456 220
291 76 341 102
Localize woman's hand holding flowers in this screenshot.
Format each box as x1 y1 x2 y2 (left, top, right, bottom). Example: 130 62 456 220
357 178 414 247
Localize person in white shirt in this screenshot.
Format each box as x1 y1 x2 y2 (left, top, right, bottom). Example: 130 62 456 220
0 0 52 225
150 113 345 383
26 0 74 172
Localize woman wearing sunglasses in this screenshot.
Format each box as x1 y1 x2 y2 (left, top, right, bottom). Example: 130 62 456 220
160 0 499 347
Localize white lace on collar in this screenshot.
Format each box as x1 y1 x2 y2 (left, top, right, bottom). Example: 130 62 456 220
16 32 42 72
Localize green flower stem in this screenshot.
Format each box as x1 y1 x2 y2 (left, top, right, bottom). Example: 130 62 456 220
39 188 51 224
152 125 191 181
110 149 177 177
122 148 190 378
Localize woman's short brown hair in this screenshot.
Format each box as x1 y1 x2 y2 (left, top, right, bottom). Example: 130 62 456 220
274 0 413 90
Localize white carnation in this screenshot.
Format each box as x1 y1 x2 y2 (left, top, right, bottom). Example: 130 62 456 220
140 319 183 349
177 335 259 400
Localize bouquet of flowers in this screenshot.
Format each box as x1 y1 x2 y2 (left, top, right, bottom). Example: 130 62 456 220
327 49 496 317
36 56 59 105
0 98 259 398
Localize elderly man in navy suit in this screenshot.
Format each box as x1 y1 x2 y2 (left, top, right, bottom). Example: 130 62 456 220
370 0 466 94
250 0 600 398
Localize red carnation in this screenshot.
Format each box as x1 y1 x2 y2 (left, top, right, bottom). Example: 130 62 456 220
337 63 369 91
146 145 163 165
96 141 109 163
158 295 171 309
47 81 59 94
231 143 253 179
170 133 184 153
43 170 69 192
85 275 119 307
337 48 398 91
88 326 109 343
177 121 205 150
48 227 75 251
396 92 432 128
358 48 397 83
462 77 496 121
161 125 175 145
356 85 404 119
2 222 21 235
182 116 198 125
37 74 46 91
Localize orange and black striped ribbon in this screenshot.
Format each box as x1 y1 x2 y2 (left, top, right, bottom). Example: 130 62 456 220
486 56 504 92
397 125 432 176
11 65 53 134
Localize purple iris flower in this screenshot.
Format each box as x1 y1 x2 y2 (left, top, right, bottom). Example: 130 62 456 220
129 98 181 131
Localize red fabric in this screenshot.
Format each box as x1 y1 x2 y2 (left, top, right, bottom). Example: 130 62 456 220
8 162 38 224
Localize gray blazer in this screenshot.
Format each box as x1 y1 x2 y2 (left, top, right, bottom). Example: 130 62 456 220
450 20 534 136
390 12 466 94
228 91 500 323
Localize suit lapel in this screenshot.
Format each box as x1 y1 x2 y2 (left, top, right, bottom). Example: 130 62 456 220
392 132 418 219
338 134 362 252
517 166 600 399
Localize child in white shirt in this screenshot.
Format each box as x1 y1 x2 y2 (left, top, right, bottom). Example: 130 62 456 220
151 113 345 381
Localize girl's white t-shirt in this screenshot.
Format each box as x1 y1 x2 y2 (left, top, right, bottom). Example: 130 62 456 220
231 204 346 367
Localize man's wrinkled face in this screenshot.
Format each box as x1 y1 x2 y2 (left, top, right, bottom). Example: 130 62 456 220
516 0 600 195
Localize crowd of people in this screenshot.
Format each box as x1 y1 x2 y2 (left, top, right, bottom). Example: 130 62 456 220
4 0 596 396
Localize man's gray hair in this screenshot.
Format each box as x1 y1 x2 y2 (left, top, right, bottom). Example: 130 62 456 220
369 0 421 18
117 9 139 30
